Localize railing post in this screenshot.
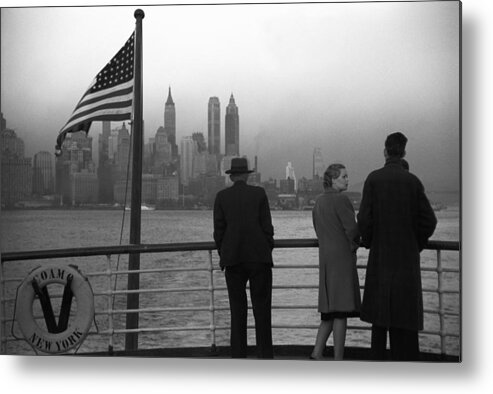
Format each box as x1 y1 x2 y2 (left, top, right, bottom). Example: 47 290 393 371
106 255 115 355
0 258 6 354
437 249 446 356
208 250 217 354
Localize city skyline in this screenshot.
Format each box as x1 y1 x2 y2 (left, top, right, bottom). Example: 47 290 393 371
1 2 460 191
2 110 364 209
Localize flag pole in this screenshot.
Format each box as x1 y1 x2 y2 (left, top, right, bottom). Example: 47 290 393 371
125 8 144 351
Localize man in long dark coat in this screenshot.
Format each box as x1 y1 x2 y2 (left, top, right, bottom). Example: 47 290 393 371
213 157 274 358
357 132 437 361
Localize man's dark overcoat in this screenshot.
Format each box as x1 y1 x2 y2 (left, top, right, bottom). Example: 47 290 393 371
213 180 274 268
357 158 437 331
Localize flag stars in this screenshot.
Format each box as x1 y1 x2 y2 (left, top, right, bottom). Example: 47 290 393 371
87 33 134 93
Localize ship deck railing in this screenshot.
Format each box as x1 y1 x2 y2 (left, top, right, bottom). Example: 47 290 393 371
0 239 460 359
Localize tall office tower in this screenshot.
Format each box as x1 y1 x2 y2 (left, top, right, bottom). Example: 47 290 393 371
313 147 324 179
225 93 239 156
192 153 207 179
99 121 111 162
154 126 172 174
192 132 207 153
143 137 155 173
286 161 297 191
1 121 32 206
1 124 25 157
164 87 177 159
208 97 221 156
33 151 54 195
249 155 261 185
98 121 113 203
220 156 234 186
115 123 130 177
55 131 98 205
102 120 111 138
108 128 120 160
69 131 94 171
191 132 210 178
180 136 195 187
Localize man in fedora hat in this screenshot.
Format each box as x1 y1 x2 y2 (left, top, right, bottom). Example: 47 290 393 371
213 157 275 358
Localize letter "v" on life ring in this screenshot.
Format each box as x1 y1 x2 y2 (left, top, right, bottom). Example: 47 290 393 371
16 264 95 354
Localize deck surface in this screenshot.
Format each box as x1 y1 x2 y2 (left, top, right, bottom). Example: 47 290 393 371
83 345 460 362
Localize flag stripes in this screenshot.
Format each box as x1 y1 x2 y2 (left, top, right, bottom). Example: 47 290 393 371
60 81 133 131
56 32 135 152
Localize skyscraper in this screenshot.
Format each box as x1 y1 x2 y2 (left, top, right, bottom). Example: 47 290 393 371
33 151 54 195
225 93 239 156
1 118 32 206
55 131 98 206
180 136 195 187
164 87 177 159
1 121 24 157
100 120 111 160
313 147 324 179
153 126 172 174
286 161 297 191
115 123 130 178
192 132 207 153
98 121 113 203
208 97 221 156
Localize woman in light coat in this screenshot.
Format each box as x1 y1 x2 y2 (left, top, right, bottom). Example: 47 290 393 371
310 164 361 360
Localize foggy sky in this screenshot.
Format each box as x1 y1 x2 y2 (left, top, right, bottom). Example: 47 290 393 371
0 1 460 191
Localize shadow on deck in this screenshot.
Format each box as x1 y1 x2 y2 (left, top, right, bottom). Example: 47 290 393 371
84 345 460 362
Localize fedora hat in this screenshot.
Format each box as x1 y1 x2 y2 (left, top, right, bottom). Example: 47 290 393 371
225 157 254 174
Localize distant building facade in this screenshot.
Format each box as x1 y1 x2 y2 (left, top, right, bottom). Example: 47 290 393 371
55 131 97 206
33 151 54 195
153 126 172 174
1 154 33 207
208 97 221 156
313 147 324 179
114 174 157 205
98 121 113 203
1 116 33 207
180 136 195 186
157 176 179 206
70 171 99 205
285 161 297 191
280 177 295 194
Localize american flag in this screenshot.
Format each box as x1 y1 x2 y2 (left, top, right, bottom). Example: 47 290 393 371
56 32 135 153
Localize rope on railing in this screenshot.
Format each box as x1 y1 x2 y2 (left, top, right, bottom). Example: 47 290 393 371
105 255 115 355
0 254 6 354
208 250 217 353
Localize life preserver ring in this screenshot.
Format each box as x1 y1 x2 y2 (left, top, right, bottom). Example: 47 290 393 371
16 264 94 354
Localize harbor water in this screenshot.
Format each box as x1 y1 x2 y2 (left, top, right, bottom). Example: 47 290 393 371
0 207 460 356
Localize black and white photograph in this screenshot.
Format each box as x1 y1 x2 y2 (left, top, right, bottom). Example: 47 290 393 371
0 0 481 391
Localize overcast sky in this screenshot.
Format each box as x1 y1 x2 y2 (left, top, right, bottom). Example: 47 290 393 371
1 1 460 191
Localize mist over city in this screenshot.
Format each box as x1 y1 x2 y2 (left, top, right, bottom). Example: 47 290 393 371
1 2 460 209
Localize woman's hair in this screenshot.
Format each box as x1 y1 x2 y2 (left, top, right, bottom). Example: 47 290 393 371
323 163 346 189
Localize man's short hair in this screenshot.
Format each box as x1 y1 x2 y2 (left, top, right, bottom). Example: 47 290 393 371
230 172 249 182
385 132 408 158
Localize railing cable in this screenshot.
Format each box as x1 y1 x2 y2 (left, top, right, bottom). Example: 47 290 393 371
112 132 133 310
